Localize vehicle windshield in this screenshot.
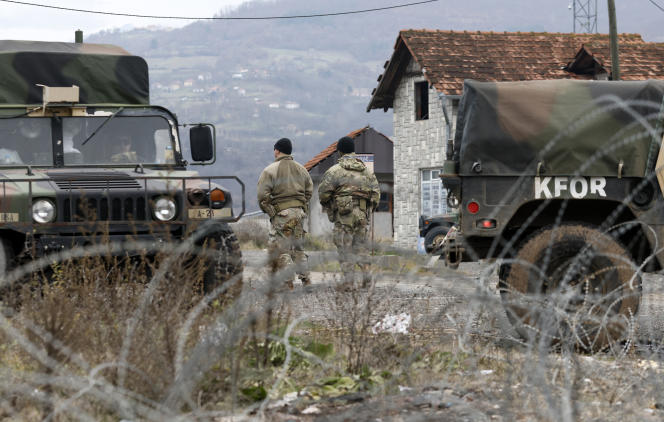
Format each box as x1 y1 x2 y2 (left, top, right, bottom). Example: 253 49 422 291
63 115 176 165
0 114 178 167
0 117 52 166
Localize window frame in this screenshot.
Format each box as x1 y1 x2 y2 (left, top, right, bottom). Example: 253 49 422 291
420 168 447 217
415 81 429 121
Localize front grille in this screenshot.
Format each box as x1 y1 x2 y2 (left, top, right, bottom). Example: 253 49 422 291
61 195 148 222
48 172 142 190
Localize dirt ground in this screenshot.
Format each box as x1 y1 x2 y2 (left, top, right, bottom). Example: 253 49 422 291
239 249 664 422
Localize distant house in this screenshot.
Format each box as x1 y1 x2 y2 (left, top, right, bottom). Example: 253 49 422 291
304 127 394 239
367 30 664 249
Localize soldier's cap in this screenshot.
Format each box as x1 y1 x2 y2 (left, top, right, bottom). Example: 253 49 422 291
274 138 292 155
336 136 354 154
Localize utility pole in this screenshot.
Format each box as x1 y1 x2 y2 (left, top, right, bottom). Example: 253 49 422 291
607 0 620 80
572 0 598 33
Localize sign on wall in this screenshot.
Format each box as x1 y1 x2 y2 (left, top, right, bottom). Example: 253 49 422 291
356 153 375 173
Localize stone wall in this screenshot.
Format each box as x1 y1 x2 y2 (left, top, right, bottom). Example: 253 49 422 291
392 59 454 249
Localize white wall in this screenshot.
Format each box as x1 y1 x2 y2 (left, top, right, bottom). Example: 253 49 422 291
308 181 393 241
308 182 334 238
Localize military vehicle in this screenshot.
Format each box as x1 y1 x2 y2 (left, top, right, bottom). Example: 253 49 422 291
0 39 243 294
419 214 453 253
439 79 664 350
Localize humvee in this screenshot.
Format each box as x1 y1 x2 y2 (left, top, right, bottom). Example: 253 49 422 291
0 39 243 294
440 79 664 350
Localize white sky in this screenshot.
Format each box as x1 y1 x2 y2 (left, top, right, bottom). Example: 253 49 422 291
0 0 253 42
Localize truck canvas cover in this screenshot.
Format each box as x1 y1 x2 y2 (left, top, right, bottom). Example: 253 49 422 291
0 40 149 105
454 79 664 177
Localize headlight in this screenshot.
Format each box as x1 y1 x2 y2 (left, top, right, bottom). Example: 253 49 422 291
32 199 56 223
153 197 177 221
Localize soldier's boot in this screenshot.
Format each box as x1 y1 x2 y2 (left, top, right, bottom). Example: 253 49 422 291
274 253 295 291
361 273 372 288
338 266 354 292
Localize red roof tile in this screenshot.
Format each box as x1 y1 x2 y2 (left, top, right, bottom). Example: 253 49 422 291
368 30 664 111
304 127 368 171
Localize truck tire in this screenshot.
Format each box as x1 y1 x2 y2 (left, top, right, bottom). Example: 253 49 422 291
499 224 641 352
199 223 243 300
0 238 15 302
424 226 449 253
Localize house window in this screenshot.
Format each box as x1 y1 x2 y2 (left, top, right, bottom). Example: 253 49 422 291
377 192 393 212
421 169 447 217
415 81 429 121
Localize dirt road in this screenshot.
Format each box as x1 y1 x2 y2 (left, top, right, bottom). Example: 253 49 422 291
242 249 664 344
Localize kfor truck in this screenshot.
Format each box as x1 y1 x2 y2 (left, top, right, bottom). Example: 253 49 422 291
0 39 243 294
439 79 664 351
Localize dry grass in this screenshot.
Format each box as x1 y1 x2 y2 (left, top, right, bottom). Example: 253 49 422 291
1 226 664 421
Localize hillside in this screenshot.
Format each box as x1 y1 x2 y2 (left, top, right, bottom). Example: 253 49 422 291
88 0 664 210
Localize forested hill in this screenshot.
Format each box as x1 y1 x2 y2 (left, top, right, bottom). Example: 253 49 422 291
88 0 663 210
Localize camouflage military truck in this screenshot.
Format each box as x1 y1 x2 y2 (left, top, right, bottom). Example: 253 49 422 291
440 79 664 350
0 40 243 294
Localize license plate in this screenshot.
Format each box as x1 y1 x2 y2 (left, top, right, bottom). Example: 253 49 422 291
0 213 19 222
188 208 231 219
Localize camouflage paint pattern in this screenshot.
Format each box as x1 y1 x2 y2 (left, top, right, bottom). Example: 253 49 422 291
0 40 148 105
454 79 664 177
319 153 380 285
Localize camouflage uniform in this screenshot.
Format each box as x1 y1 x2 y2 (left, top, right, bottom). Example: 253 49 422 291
257 155 313 287
318 153 380 287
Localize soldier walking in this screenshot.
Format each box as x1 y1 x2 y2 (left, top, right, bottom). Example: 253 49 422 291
257 138 313 289
319 136 380 288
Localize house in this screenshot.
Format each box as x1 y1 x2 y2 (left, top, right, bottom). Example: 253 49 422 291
367 30 664 249
304 127 394 239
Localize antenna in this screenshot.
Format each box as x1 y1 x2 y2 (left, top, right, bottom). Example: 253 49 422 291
571 0 598 33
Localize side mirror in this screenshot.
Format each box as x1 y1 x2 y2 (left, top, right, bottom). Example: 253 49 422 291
190 125 214 163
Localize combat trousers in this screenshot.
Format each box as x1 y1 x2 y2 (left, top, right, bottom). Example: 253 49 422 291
333 220 372 287
267 207 309 288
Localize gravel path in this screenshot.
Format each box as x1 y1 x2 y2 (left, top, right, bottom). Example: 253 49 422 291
241 249 664 344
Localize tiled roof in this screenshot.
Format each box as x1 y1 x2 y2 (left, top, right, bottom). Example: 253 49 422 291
368 30 664 111
304 127 367 171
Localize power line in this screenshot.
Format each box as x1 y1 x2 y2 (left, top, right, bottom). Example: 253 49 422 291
647 0 664 12
0 0 439 20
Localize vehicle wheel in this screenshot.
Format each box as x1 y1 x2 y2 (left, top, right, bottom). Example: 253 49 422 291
199 222 243 300
424 226 449 253
499 224 641 352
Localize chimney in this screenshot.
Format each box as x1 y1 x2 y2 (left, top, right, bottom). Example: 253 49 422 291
75 30 83 44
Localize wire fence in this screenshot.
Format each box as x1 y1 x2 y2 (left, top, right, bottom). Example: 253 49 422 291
2 95 664 420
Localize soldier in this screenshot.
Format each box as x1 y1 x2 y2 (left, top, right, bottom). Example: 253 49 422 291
319 136 380 288
111 135 138 163
257 138 313 289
